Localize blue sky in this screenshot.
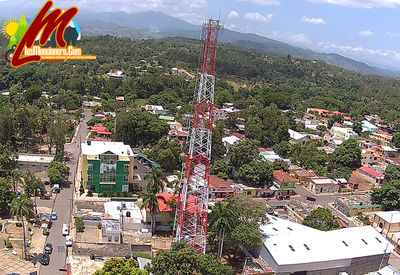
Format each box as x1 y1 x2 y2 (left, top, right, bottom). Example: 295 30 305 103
1 0 399 70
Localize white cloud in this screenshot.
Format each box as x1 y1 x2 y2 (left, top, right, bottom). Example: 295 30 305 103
305 0 400 8
228 10 239 19
300 16 325 24
228 24 237 30
359 30 373 37
236 0 280 6
386 31 400 38
263 30 312 44
244 12 273 23
317 41 400 67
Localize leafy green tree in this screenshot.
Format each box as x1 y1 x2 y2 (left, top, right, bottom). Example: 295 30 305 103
94 258 147 275
385 165 400 182
228 223 262 259
372 180 400 210
210 160 232 180
245 117 265 143
48 115 68 158
144 168 166 193
238 161 273 187
330 139 361 169
146 137 181 172
272 159 289 171
24 85 42 103
302 207 340 231
212 121 226 161
228 194 268 225
209 201 238 258
22 171 45 197
273 141 292 158
75 217 85 232
10 194 34 259
328 114 344 129
353 121 362 135
147 241 232 275
48 161 70 185
0 178 16 214
139 185 165 234
8 170 23 193
0 143 17 176
228 139 259 170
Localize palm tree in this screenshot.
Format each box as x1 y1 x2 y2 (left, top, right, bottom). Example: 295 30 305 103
208 201 238 258
139 185 165 234
10 194 34 259
8 170 23 193
145 168 166 193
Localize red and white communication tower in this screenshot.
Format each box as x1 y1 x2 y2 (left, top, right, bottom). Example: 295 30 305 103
173 19 220 254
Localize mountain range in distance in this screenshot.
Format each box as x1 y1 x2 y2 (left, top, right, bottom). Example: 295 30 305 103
1 10 399 77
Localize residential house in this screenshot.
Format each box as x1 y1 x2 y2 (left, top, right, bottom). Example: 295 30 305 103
94 110 106 118
288 129 308 145
362 120 379 133
309 177 339 194
106 70 125 78
371 131 393 146
335 195 382 217
168 128 188 144
306 108 330 118
115 96 125 101
208 176 234 201
142 193 175 231
331 126 358 140
101 219 121 243
235 117 246 132
375 145 397 158
255 214 393 275
82 101 101 109
81 141 140 193
144 105 167 115
273 170 296 196
213 107 227 122
359 167 384 185
362 149 380 166
372 211 400 252
17 154 54 172
222 133 245 151
294 169 317 185
91 125 112 139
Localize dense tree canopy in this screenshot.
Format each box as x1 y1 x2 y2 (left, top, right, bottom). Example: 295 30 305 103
94 258 147 275
302 207 340 231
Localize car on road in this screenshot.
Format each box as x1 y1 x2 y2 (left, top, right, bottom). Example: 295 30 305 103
62 224 69 236
44 243 53 254
51 211 57 220
66 236 73 247
52 184 60 194
39 254 50 265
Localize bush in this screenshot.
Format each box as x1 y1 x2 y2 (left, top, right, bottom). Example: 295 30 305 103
6 241 12 249
79 184 84 196
27 227 32 232
75 217 85 232
87 189 93 197
115 191 122 197
97 223 102 229
15 222 22 227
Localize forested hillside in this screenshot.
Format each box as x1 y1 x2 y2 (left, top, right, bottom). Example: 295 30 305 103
1 35 400 127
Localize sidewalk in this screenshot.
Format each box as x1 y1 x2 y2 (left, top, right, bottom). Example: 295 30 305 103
0 248 38 275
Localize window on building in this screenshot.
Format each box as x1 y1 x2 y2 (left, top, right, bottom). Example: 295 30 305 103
88 174 93 182
108 235 112 242
88 164 93 171
123 175 129 182
124 164 129 172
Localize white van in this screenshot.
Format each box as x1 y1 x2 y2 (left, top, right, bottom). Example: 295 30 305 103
62 224 69 236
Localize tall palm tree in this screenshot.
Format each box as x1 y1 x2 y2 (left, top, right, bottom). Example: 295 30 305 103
145 168 166 193
208 201 238 258
9 170 23 193
139 185 165 234
10 194 34 259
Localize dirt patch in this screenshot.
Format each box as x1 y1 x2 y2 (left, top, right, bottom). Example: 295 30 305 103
73 242 131 257
76 226 100 243
349 171 375 191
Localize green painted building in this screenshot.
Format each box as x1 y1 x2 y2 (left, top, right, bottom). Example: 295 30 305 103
81 141 139 193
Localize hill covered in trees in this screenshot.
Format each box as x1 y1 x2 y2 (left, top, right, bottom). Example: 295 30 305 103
1 35 400 127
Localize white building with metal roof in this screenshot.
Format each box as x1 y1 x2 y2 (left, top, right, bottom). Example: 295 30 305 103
256 214 393 275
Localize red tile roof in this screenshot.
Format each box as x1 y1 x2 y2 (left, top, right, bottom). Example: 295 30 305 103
232 133 246 140
259 147 274 153
273 170 297 183
295 169 317 178
209 176 232 189
359 167 382 178
378 131 390 136
146 194 176 212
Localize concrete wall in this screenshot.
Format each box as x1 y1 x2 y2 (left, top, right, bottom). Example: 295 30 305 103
18 161 52 173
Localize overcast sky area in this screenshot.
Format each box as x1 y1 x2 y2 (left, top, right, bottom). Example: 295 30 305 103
0 0 399 70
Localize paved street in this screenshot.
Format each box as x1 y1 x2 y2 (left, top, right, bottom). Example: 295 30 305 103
39 112 91 275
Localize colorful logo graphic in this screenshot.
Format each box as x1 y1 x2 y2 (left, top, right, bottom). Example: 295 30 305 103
2 0 96 67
